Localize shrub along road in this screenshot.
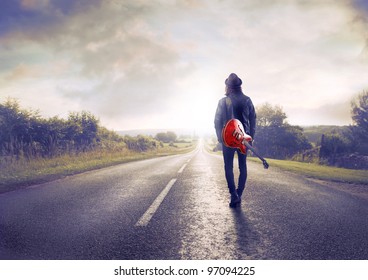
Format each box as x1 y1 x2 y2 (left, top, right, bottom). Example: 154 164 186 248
1 141 367 259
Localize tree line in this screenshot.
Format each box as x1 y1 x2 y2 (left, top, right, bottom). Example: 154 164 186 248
0 99 161 162
253 91 368 169
253 103 311 159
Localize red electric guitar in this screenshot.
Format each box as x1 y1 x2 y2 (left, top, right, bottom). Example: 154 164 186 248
222 119 269 169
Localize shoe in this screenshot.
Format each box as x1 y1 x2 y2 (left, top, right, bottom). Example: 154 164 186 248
236 189 242 205
229 192 240 208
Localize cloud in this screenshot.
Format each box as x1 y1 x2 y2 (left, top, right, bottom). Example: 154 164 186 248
4 63 37 80
1 1 195 123
1 0 368 131
351 0 368 13
286 100 352 126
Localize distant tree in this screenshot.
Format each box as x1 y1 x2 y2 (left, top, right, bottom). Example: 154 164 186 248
166 131 177 142
155 131 177 143
67 111 100 152
124 135 158 152
32 116 67 157
256 103 287 127
0 99 36 157
319 133 350 165
280 125 312 158
351 91 368 133
155 132 167 143
255 103 311 159
350 91 368 155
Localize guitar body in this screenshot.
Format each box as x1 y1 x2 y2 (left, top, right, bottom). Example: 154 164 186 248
222 119 269 169
222 119 252 154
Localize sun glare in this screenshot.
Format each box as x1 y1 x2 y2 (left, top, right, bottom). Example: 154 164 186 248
170 88 219 135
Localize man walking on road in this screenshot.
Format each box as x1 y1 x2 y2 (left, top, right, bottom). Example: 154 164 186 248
214 73 256 207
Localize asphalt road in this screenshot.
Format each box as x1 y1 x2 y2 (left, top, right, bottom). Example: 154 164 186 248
1 140 367 260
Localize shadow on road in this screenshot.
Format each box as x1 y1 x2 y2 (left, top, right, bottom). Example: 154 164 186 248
230 206 263 259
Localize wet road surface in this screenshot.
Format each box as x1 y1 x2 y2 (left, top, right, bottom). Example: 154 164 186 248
1 141 368 259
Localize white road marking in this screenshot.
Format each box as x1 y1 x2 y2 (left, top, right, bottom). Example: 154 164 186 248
178 163 187 173
135 159 192 227
135 178 177 227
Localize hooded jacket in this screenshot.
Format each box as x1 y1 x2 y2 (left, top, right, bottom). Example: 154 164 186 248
214 92 256 143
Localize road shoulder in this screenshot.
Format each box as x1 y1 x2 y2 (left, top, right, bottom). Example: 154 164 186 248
307 178 368 201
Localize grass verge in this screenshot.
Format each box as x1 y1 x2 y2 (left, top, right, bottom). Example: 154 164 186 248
248 157 368 185
0 142 196 194
204 140 367 185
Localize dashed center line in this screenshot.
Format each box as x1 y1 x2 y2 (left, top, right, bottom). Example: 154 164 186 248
135 178 177 227
178 163 187 173
135 159 192 227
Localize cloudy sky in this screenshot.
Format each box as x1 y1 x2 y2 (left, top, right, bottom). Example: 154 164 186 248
1 0 368 133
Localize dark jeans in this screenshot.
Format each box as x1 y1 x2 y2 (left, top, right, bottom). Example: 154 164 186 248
222 144 247 196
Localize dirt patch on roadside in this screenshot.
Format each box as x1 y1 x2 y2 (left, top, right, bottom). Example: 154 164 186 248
308 178 368 201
